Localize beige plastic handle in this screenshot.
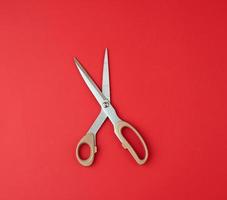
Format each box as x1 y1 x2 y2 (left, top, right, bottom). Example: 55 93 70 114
114 121 148 165
76 132 97 167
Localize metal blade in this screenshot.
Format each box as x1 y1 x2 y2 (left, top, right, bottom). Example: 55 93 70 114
74 56 121 126
88 111 107 135
74 58 107 107
82 49 110 135
102 48 110 101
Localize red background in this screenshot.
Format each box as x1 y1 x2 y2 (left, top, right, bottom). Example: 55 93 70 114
0 0 227 199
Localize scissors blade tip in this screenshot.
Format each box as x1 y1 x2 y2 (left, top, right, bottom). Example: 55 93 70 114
104 48 108 56
73 57 79 65
73 57 83 71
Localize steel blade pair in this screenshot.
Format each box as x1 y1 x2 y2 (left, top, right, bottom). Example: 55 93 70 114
81 48 110 136
74 49 148 166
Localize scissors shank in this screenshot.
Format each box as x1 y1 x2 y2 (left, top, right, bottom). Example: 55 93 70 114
88 111 107 135
101 104 121 125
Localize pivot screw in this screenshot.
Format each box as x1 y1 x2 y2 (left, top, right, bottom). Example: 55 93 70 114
103 101 109 108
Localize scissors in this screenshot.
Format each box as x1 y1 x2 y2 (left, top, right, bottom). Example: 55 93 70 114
74 48 148 166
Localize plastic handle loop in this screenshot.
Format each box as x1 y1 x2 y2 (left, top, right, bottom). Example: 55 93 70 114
76 132 97 167
114 121 148 165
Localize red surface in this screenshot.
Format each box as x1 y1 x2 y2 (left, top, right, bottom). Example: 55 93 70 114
0 1 227 199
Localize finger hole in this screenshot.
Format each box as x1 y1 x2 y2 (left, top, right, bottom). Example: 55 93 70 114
78 143 91 160
121 127 145 159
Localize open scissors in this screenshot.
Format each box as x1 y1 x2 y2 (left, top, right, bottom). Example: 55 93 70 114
74 48 148 166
